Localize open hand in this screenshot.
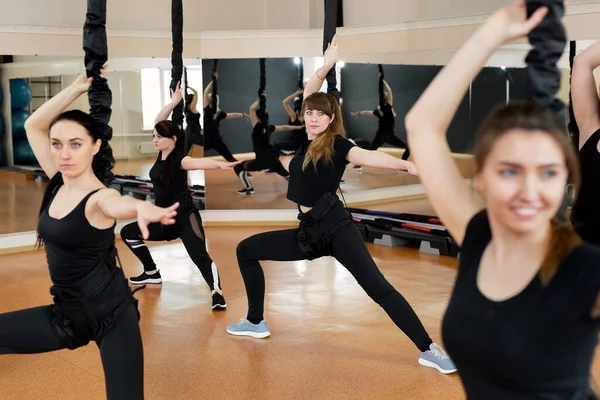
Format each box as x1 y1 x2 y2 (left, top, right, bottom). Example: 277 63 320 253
136 202 179 239
71 64 107 94
485 0 549 43
323 34 339 66
405 161 418 176
218 160 243 170
171 81 183 105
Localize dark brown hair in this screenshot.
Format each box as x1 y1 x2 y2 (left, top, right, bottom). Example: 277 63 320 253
473 101 582 284
301 92 345 170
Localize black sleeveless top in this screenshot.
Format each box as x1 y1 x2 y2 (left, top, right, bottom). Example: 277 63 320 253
374 103 396 132
185 109 201 131
289 116 306 148
442 210 600 399
252 123 276 155
38 188 115 285
149 149 193 218
571 129 600 245
286 136 355 207
203 106 227 138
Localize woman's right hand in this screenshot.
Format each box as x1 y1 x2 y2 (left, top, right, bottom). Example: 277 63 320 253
136 202 179 239
171 81 183 105
484 0 549 44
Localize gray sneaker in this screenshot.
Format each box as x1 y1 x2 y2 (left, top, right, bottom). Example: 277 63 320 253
418 343 457 374
227 317 270 339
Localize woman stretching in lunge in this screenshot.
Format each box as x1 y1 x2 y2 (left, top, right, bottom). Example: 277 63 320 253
226 37 456 374
121 82 239 310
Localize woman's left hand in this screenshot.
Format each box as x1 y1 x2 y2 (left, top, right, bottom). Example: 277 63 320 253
218 161 243 170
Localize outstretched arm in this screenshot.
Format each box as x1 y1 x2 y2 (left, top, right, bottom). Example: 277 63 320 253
405 0 547 246
181 156 241 171
155 81 183 124
273 125 302 133
225 112 248 120
304 35 339 98
572 41 600 147
347 147 417 174
351 110 375 118
25 72 102 179
93 188 179 239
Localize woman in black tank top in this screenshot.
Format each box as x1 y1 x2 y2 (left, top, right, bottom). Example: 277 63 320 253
351 65 410 171
0 72 179 400
120 86 239 310
407 2 600 398
570 42 600 245
226 38 457 376
184 86 203 150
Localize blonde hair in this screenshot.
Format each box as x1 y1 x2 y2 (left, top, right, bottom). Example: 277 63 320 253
301 92 345 170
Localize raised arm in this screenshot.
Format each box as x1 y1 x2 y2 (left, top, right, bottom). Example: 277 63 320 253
155 81 183 124
203 81 213 107
188 87 199 113
25 73 97 179
304 36 339 98
249 99 260 126
282 89 303 120
405 0 547 246
383 80 393 105
572 41 600 148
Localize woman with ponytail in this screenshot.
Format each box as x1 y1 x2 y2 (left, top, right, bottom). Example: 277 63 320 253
0 71 179 399
351 65 411 171
226 37 455 376
121 82 238 311
406 0 600 397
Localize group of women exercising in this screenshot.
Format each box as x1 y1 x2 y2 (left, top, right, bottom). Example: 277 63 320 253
2 0 600 398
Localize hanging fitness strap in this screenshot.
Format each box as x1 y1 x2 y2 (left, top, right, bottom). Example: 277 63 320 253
211 59 219 113
84 0 114 186
567 40 579 149
524 0 566 121
258 58 268 126
170 0 184 127
378 64 385 109
323 0 342 101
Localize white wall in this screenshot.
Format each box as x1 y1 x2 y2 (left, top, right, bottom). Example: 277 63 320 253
0 0 312 31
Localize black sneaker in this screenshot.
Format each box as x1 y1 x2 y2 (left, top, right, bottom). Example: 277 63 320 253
237 188 255 195
129 271 162 285
212 292 227 310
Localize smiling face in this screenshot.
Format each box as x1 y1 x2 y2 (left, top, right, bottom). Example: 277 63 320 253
49 120 100 178
474 130 568 236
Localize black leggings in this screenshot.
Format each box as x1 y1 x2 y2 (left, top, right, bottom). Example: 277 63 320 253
121 209 221 291
236 223 433 352
369 129 411 160
205 134 237 163
0 303 143 399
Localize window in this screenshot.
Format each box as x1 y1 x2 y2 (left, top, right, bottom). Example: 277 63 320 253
141 64 203 130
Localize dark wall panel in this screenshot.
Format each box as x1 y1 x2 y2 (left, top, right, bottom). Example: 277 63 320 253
201 58 298 155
